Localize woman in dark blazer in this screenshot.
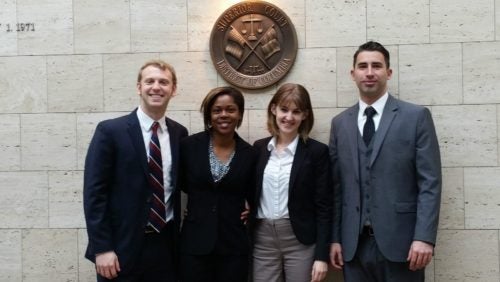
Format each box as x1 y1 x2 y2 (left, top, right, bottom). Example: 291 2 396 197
252 83 332 282
179 86 257 282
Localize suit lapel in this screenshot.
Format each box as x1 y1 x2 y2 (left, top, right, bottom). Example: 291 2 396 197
127 110 149 177
255 137 272 201
289 139 306 195
345 105 360 181
370 95 398 166
166 117 181 187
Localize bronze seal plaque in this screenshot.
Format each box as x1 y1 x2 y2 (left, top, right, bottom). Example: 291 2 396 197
210 1 298 89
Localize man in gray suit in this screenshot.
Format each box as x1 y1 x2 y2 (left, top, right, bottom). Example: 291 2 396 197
329 41 442 281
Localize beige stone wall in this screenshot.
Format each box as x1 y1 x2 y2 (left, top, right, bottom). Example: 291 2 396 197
0 0 499 281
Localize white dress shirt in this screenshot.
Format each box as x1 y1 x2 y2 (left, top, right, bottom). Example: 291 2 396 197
257 135 299 219
357 92 389 135
137 107 173 221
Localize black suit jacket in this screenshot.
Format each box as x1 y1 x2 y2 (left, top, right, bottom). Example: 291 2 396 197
179 131 257 255
252 137 333 261
83 109 188 273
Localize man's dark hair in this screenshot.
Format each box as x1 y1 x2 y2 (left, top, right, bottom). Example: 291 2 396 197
353 41 390 68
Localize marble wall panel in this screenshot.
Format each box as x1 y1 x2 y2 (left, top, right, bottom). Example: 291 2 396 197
22 229 78 282
399 43 462 105
240 86 277 110
48 171 84 228
497 0 500 40
434 230 500 281
189 110 205 135
21 114 77 170
367 0 429 44
305 0 366 47
0 114 20 171
282 48 337 109
0 0 17 55
426 259 435 282
432 105 497 167
0 56 47 113
439 168 464 229
78 229 94 282
47 55 103 112
186 0 224 52
161 52 218 111
247 109 268 144
167 110 192 134
0 230 21 282
312 108 344 145
17 0 73 55
463 41 500 104
430 0 494 43
102 53 159 112
74 0 130 54
0 172 48 228
464 167 500 229
130 0 187 52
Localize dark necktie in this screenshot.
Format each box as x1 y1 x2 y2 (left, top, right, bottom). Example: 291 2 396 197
363 107 377 145
148 121 166 232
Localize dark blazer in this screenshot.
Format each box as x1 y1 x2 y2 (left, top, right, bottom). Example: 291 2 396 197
83 109 188 273
179 131 257 255
329 94 442 262
252 136 333 262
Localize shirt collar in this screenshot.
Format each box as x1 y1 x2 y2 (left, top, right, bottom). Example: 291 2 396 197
267 135 299 155
358 92 389 117
137 106 167 132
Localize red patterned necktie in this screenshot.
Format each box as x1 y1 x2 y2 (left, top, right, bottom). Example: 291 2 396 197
147 121 166 232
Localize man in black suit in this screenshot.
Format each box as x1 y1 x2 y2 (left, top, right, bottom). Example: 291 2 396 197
329 42 442 281
83 60 188 281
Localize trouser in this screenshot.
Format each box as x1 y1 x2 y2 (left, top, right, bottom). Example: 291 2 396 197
344 228 424 282
252 218 315 282
97 222 176 282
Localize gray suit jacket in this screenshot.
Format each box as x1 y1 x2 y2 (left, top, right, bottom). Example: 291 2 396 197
329 94 442 262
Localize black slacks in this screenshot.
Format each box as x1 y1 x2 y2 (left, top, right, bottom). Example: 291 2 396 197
97 222 176 282
180 252 248 282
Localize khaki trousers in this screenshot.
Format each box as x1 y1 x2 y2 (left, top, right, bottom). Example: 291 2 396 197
252 218 315 282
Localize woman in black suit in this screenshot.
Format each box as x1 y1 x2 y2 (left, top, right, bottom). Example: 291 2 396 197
179 86 257 282
252 83 332 282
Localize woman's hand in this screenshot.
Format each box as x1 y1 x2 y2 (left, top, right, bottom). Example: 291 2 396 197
311 260 328 282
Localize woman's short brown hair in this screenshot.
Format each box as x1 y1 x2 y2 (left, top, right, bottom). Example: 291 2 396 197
200 86 245 131
267 83 314 140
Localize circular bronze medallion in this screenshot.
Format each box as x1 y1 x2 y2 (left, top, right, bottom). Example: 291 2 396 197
210 1 298 89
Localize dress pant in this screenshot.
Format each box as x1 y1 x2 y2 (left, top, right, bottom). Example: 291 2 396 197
97 222 176 282
343 229 424 282
252 218 315 282
180 253 248 282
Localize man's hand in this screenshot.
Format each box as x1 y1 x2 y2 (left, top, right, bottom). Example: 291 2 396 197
329 243 344 270
95 251 120 279
407 240 433 271
311 260 328 282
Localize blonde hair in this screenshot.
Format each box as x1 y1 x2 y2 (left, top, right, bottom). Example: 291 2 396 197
137 59 177 86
